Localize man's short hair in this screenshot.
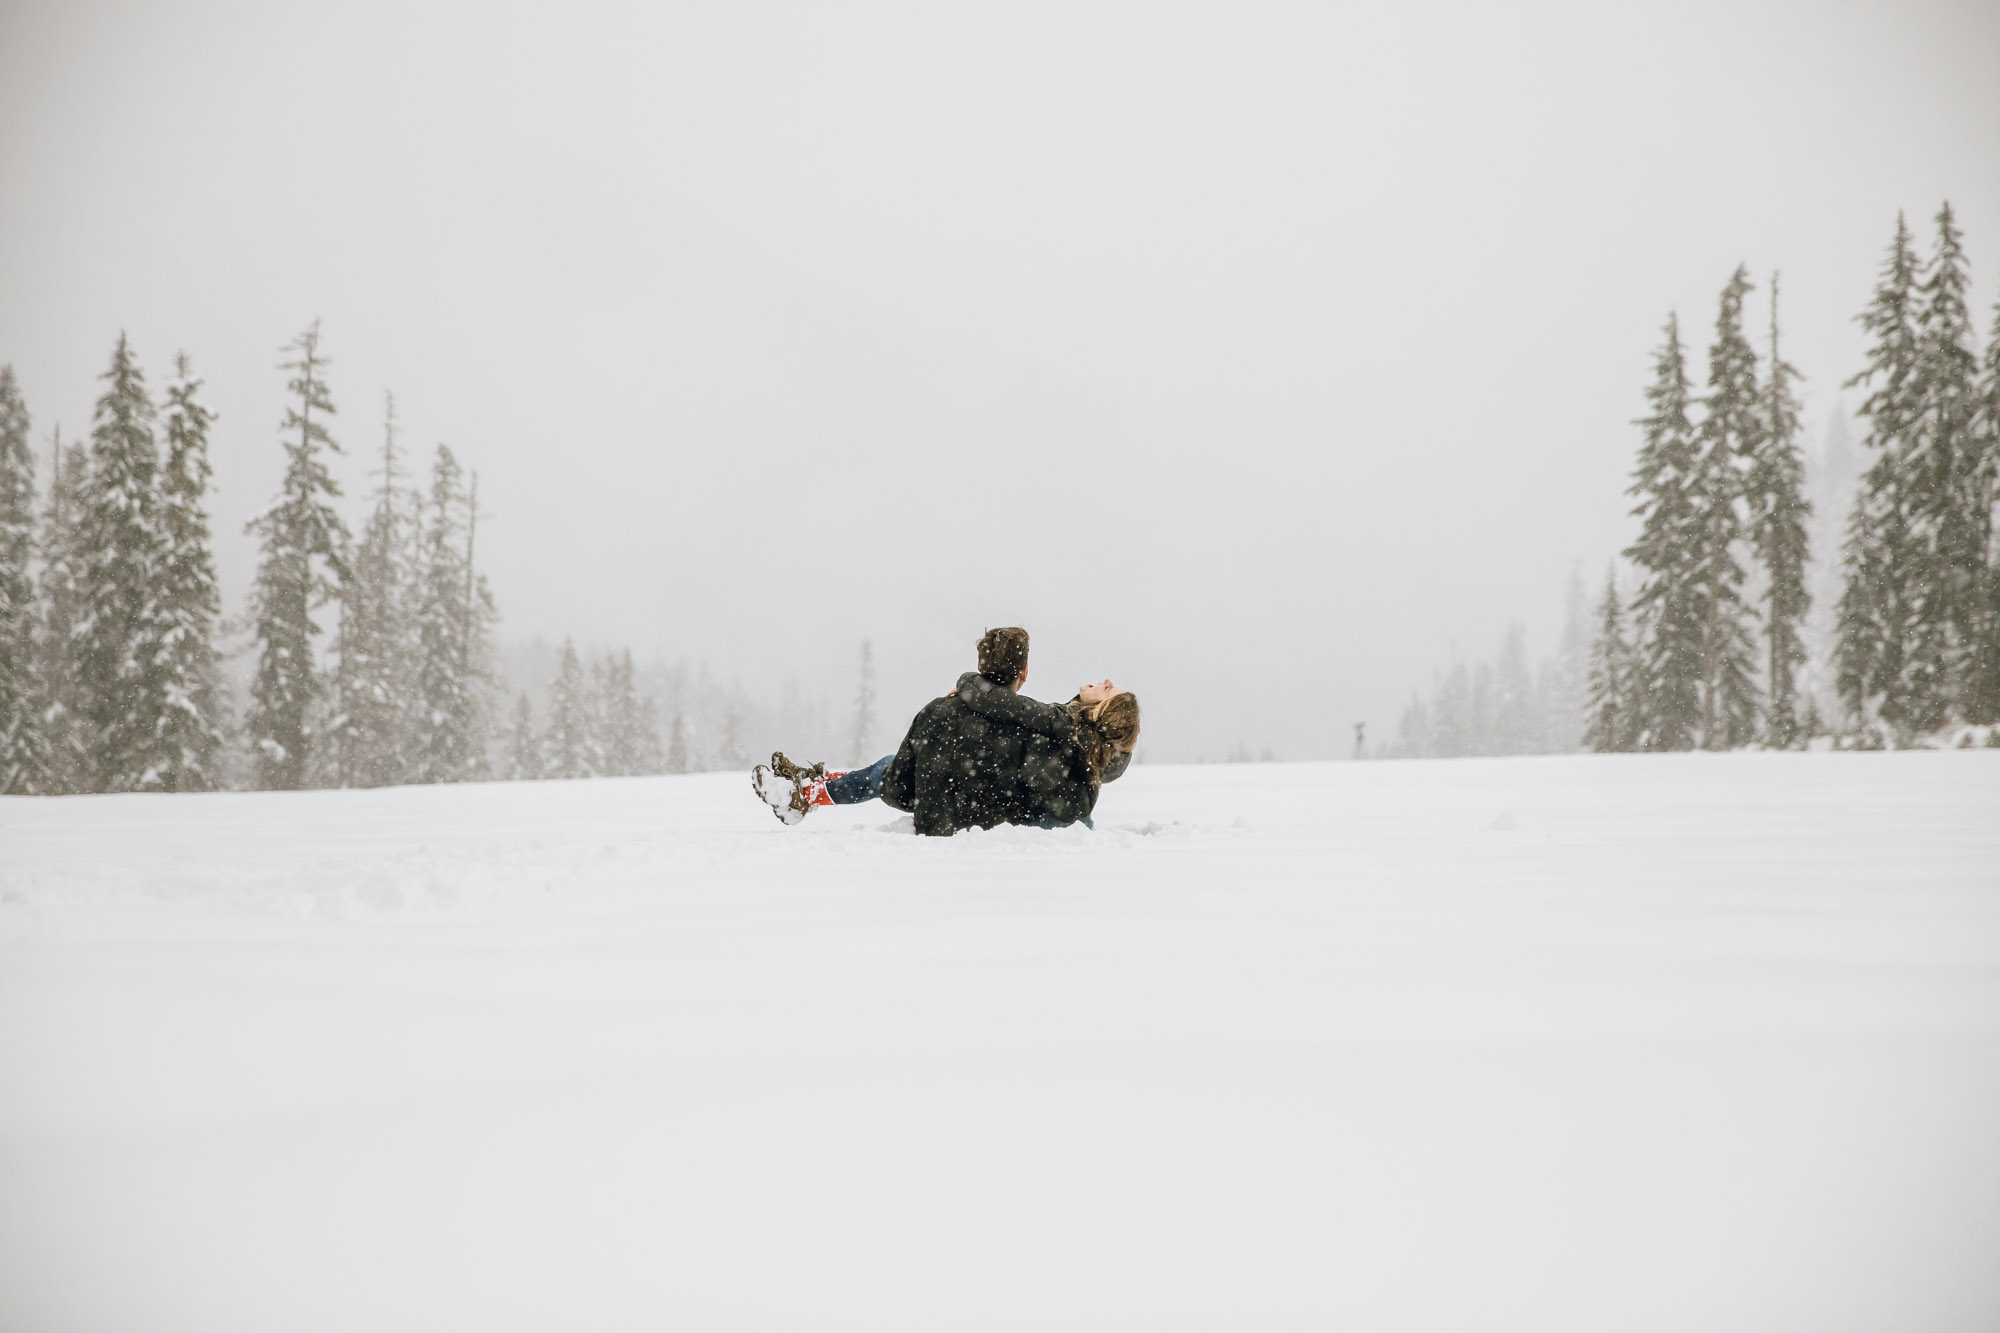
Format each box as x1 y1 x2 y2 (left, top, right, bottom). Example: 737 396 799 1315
977 626 1031 685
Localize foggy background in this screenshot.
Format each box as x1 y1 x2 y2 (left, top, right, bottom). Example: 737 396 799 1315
3 0 1997 761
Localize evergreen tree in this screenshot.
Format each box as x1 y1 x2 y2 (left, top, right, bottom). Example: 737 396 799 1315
584 656 609 771
151 353 226 790
34 430 89 793
1491 623 1537 754
539 636 600 779
599 649 643 777
1584 567 1636 752
1623 313 1704 750
634 693 666 774
851 638 877 763
410 445 493 783
0 367 42 792
1540 565 1591 751
505 691 539 780
1839 215 1929 736
246 320 350 790
1749 275 1813 746
666 707 690 774
1690 266 1763 748
334 393 417 787
1912 204 1987 724
75 334 172 790
1965 294 2000 723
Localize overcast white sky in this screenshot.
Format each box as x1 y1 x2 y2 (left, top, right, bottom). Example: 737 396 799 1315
3 0 1997 759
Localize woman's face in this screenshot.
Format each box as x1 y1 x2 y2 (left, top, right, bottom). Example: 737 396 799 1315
1078 679 1119 705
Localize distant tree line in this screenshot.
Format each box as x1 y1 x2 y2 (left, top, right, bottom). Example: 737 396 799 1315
0 322 510 793
1389 570 1590 759
501 642 670 781
1588 204 2000 752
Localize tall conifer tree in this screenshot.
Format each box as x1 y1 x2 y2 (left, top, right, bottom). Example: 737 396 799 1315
1911 203 1985 724
1966 294 2000 723
0 367 42 792
1584 567 1637 752
597 649 649 777
539 637 599 779
1690 267 1762 749
34 431 89 793
246 321 350 790
334 393 417 786
1623 313 1703 750
76 334 172 790
505 691 539 780
1749 275 1813 745
1839 215 1928 736
666 708 690 774
634 693 666 774
410 444 490 783
151 353 226 790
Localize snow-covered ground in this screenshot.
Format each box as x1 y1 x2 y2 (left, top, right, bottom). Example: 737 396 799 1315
2 753 1997 1332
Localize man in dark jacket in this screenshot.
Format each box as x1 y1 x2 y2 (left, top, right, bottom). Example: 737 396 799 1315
877 628 1080 836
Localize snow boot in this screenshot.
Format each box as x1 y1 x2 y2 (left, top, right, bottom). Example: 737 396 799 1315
752 757 834 825
768 751 825 784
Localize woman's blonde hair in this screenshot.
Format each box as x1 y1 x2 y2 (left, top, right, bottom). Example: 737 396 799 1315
1069 691 1141 783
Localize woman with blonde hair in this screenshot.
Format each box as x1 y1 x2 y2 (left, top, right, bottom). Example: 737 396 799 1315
1002 678 1141 828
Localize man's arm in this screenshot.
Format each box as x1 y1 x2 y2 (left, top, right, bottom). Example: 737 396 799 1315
1098 748 1132 784
954 672 1077 741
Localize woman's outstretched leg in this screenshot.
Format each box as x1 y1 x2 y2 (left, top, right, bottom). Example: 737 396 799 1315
824 754 892 804
752 752 893 824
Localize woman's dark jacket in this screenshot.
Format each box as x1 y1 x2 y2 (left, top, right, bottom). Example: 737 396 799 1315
879 672 1127 836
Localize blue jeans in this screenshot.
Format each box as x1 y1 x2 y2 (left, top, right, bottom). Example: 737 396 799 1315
825 755 892 804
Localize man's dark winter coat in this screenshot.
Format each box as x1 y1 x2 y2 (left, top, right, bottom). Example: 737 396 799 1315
880 671 1095 836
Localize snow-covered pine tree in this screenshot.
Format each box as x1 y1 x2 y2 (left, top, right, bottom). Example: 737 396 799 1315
599 649 642 777
1394 694 1432 758
1911 203 1986 726
539 636 599 779
666 707 689 774
410 445 492 784
1623 313 1704 750
1491 623 1537 754
1584 566 1637 752
0 367 45 793
246 320 351 790
460 470 497 781
634 693 666 774
1839 215 1927 737
1749 275 1813 747
1540 565 1590 751
851 638 876 763
1689 267 1763 749
1965 294 2000 723
33 429 89 793
585 656 609 773
150 353 227 791
75 334 174 791
504 691 539 780
333 393 417 787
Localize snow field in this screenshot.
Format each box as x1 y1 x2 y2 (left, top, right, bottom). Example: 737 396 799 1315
2 752 1998 1331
